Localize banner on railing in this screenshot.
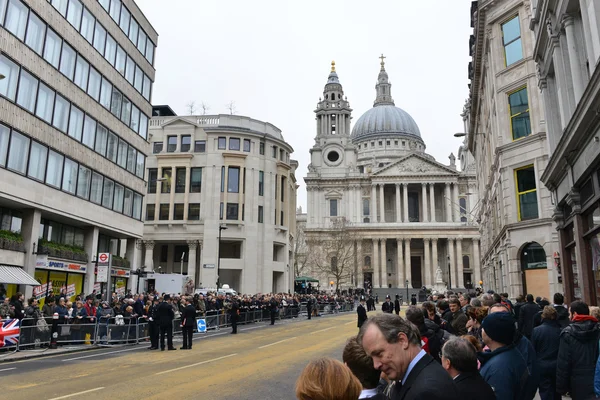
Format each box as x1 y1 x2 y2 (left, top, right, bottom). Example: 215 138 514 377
33 282 53 300
0 318 20 348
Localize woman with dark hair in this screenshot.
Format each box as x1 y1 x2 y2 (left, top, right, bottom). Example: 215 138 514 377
296 357 361 400
466 306 488 347
531 306 562 400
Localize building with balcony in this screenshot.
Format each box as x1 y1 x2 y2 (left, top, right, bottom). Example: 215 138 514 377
465 0 559 299
531 0 600 304
0 0 157 302
304 60 480 295
142 108 298 294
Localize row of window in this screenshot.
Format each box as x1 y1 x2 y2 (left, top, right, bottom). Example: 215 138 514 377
46 0 153 101
97 0 155 65
0 1 150 139
357 140 423 151
0 54 145 179
216 137 253 152
147 168 202 194
0 122 143 220
146 203 201 222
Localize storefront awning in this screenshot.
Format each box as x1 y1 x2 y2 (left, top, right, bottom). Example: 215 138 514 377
0 265 41 286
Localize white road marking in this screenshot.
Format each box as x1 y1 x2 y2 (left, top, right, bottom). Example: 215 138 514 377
0 367 16 372
310 327 335 334
240 326 262 331
344 321 356 325
258 337 297 349
62 346 144 361
155 353 237 375
47 387 105 399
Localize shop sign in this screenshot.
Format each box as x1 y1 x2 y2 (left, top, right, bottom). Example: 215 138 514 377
111 269 130 278
36 257 87 273
33 282 52 300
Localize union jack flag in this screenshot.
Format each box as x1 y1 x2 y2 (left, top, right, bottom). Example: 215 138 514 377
0 318 20 348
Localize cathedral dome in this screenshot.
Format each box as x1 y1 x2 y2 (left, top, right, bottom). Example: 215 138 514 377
351 105 421 141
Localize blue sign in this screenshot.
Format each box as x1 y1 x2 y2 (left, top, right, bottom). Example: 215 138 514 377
197 319 206 333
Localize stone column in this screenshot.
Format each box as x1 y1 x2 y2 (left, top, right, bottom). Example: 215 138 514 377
372 239 380 288
453 182 460 222
395 184 401 222
445 183 452 222
379 184 385 222
423 238 431 287
357 240 364 289
187 240 198 288
421 183 428 222
431 238 439 284
21 209 42 299
429 183 436 222
82 226 99 296
381 239 388 288
403 183 409 223
144 240 155 272
456 237 464 288
472 238 481 288
396 238 404 288
371 184 377 222
448 238 456 289
404 239 412 288
563 15 585 102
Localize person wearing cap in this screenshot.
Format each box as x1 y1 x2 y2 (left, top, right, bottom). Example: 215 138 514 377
381 295 394 314
357 296 368 329
478 312 528 399
147 297 160 350
157 294 176 351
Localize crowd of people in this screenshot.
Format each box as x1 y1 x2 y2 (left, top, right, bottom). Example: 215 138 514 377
296 290 600 400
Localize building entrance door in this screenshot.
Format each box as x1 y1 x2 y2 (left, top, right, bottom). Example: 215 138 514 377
411 256 422 288
363 272 373 292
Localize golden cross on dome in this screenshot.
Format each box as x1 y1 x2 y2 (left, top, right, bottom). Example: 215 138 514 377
331 60 336 72
379 54 386 68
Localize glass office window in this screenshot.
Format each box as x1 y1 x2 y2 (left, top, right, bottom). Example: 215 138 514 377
123 188 133 217
73 55 89 90
117 139 127 168
134 65 143 92
128 18 138 45
25 12 45 55
159 204 169 220
82 115 96 149
126 146 136 174
167 136 177 152
106 131 118 162
7 130 29 173
43 29 61 69
28 141 47 181
258 171 264 196
146 41 154 64
94 124 108 157
229 138 240 151
136 152 144 178
130 105 140 133
121 97 131 126
0 124 9 167
99 77 112 109
46 150 63 188
146 203 155 221
181 135 191 152
93 22 106 55
87 67 101 101
142 75 151 100
147 168 157 193
51 0 67 16
153 142 163 154
137 30 147 55
0 0 6 25
52 94 69 133
258 206 263 223
62 158 77 194
132 193 142 220
175 168 186 193
173 204 184 220
119 5 130 34
243 139 251 152
68 106 84 141
113 183 124 213
516 166 538 220
194 140 206 152
76 165 91 199
111 88 123 119
16 70 38 113
330 199 338 217
125 56 134 84
102 179 114 209
90 172 103 204
502 16 523 66
190 167 202 193
139 114 148 140
80 8 94 44
228 167 240 193
188 204 200 221
226 203 239 220
66 0 82 29
161 168 172 193
59 42 76 80
0 54 19 101
509 87 531 140
35 83 54 123
109 0 121 22
218 137 226 149
115 45 126 75
105 34 117 66
5 0 28 40
98 0 109 11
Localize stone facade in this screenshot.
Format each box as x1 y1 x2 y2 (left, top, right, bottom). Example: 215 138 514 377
304 61 480 294
142 111 298 294
531 0 600 304
466 0 560 299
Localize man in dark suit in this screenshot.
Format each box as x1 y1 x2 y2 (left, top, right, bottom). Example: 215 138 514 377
180 296 196 349
269 295 278 325
518 294 541 339
359 313 459 400
357 296 368 329
157 294 176 351
229 296 240 334
394 295 401 316
147 297 159 350
381 295 394 313
441 337 495 400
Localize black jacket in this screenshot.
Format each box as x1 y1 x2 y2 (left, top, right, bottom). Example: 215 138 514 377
554 305 570 328
556 318 600 399
156 301 175 327
419 323 443 364
453 371 495 400
518 301 540 337
531 319 561 377
357 303 368 328
181 304 196 327
229 300 239 318
391 352 459 400
382 301 394 313
394 299 401 315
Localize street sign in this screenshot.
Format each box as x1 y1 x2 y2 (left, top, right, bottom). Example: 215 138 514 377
98 252 110 266
197 319 206 333
97 266 109 283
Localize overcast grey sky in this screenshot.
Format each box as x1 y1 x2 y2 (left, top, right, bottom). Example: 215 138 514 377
138 0 473 210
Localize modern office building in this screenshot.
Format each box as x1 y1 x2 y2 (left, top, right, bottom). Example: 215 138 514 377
142 108 298 294
465 0 559 299
0 0 157 302
303 60 480 295
531 0 600 304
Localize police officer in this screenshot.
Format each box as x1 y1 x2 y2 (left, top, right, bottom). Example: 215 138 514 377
269 295 279 325
147 296 160 350
230 296 240 334
180 296 196 349
381 295 394 313
157 294 176 351
357 296 368 329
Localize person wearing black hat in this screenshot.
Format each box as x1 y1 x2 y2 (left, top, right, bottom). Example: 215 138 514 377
381 295 394 314
394 294 401 316
357 296 368 329
157 294 176 351
478 312 528 399
147 296 160 350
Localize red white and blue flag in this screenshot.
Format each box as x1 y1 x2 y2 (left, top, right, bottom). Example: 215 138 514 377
0 318 20 348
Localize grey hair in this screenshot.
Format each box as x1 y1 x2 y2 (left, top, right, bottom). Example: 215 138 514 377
357 313 421 346
470 298 482 307
441 337 478 373
481 294 495 307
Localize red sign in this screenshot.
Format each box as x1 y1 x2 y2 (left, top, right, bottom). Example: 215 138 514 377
99 253 109 263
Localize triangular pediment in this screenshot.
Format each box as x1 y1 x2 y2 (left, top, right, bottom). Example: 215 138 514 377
372 154 459 177
160 117 200 129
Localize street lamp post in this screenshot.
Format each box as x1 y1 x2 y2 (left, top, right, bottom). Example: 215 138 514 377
216 224 228 289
